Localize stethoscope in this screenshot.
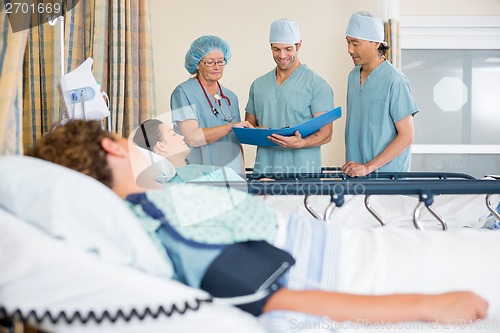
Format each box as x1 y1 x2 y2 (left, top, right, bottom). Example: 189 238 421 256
197 77 235 122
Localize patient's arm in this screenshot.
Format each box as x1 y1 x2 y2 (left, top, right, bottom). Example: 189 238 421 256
264 288 488 323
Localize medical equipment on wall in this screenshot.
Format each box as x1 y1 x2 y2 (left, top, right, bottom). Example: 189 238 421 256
58 58 110 125
49 15 111 131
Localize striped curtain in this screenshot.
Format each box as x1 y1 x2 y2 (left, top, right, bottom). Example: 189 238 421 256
23 0 156 151
23 12 61 149
385 18 401 69
0 10 28 155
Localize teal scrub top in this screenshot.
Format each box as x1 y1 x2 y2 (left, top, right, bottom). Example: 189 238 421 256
345 61 418 172
171 78 244 175
246 64 334 173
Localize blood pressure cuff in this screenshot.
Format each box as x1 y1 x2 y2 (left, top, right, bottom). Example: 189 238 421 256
200 240 295 316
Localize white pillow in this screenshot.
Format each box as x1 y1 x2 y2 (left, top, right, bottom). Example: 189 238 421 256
136 146 177 182
0 207 265 333
0 155 172 278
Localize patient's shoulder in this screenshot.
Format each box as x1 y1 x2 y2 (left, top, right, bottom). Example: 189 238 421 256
145 184 278 244
172 164 244 183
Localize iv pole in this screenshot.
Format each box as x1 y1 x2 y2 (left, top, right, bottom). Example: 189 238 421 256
48 15 67 123
48 15 65 78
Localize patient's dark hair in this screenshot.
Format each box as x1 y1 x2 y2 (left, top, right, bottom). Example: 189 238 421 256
132 119 164 151
26 120 115 188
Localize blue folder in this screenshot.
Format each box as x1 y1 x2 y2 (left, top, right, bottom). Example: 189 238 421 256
232 106 342 147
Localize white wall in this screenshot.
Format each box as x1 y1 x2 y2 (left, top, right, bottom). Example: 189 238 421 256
150 0 500 169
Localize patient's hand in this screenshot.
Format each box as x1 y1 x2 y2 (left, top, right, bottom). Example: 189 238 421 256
423 291 489 323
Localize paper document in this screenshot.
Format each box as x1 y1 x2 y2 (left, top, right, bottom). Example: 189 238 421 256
232 106 342 147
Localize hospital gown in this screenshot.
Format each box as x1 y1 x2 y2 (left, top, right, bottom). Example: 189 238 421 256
125 184 340 330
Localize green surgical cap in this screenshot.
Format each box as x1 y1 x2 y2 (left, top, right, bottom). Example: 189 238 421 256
269 19 301 44
346 11 387 45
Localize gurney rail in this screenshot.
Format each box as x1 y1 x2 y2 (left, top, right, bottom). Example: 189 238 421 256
195 178 500 231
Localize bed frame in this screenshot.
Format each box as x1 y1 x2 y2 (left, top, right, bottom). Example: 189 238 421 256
198 170 500 231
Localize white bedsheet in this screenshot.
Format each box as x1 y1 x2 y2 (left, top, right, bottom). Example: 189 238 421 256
335 226 500 332
268 208 500 332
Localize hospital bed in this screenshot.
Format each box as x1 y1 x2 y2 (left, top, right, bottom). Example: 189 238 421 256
1 156 500 333
196 172 500 332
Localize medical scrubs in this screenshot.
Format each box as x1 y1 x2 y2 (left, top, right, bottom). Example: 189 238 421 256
345 61 419 172
246 64 334 173
171 78 244 174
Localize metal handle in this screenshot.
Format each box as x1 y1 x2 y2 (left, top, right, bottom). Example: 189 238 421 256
485 194 500 221
413 196 447 231
304 194 321 219
364 195 386 227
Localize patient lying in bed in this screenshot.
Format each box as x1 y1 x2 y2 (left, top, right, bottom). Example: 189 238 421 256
0 161 264 333
21 119 500 332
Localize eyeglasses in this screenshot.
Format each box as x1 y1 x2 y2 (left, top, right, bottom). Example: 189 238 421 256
202 59 227 67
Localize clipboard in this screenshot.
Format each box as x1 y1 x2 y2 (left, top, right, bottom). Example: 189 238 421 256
232 106 342 147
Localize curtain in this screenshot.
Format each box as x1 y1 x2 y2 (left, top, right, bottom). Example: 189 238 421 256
22 11 60 150
373 0 401 69
22 0 156 151
0 9 28 155
385 19 401 69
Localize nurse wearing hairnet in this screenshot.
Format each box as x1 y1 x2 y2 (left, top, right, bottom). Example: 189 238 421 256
170 35 252 175
245 19 334 174
342 11 418 177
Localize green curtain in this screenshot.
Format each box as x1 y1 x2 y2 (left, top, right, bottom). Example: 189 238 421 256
22 0 156 151
0 9 28 155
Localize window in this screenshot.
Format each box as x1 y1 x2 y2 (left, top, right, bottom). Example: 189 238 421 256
401 16 500 178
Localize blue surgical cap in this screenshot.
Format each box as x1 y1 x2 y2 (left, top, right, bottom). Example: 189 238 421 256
184 35 232 75
346 11 387 45
269 19 301 44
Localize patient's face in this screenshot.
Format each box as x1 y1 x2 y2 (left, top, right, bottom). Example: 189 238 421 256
158 124 190 159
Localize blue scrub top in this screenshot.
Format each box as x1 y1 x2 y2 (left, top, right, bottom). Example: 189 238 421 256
345 61 419 172
170 78 243 175
246 64 334 173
